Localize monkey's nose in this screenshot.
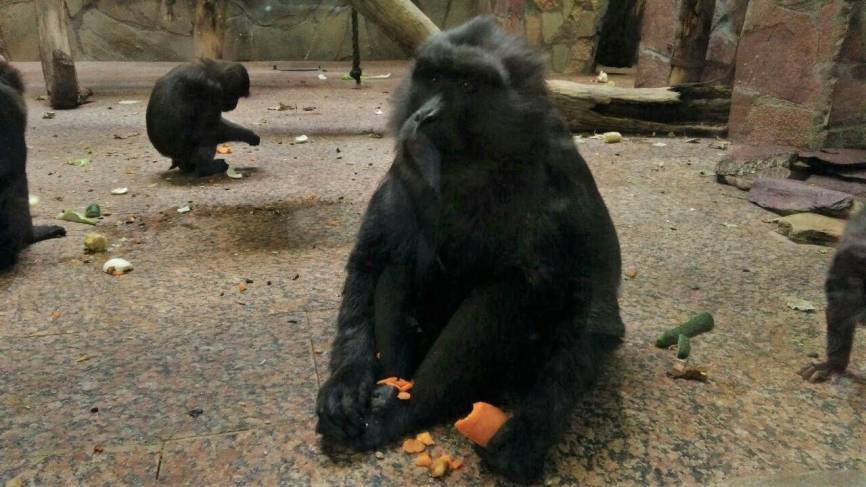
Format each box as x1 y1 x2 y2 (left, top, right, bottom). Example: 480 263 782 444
414 96 442 126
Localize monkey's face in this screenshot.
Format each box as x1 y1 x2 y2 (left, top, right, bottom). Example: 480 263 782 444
391 17 549 163
219 64 251 111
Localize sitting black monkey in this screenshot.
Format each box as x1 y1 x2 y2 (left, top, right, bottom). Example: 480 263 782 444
800 208 866 382
146 59 260 177
315 17 625 482
0 60 66 271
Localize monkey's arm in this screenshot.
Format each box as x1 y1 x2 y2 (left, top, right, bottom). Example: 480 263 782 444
316 182 394 442
217 117 260 146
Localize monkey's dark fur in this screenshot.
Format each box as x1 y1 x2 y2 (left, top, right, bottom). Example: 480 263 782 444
146 59 260 177
800 208 866 382
315 18 624 482
0 61 66 271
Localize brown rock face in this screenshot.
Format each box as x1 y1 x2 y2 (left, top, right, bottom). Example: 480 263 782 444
715 145 798 190
747 178 854 217
728 0 866 149
635 0 682 87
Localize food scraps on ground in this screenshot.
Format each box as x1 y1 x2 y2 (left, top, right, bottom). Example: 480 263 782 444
110 187 128 195
85 204 101 218
624 265 638 279
226 166 243 179
430 455 450 478
455 402 508 448
655 312 715 348
294 134 309 144
602 131 622 144
84 233 108 253
676 334 690 359
667 359 708 382
238 282 247 293
29 195 40 206
415 432 434 445
415 452 432 467
102 258 132 276
57 209 97 225
402 438 426 454
68 158 91 167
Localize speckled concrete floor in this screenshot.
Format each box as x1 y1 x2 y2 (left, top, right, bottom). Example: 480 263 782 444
1 62 864 486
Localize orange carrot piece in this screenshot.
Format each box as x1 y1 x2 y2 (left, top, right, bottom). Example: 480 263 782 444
402 438 426 454
415 452 432 467
395 379 414 392
397 391 411 400
415 432 434 445
454 402 508 448
377 377 398 386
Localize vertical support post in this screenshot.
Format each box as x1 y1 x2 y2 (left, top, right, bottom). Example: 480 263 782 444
35 0 82 109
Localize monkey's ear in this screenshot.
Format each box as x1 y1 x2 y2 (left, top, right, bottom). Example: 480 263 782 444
445 15 501 47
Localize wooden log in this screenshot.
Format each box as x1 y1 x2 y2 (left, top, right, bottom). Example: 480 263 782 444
194 0 227 59
669 0 715 85
344 0 440 53
35 0 82 109
547 79 728 136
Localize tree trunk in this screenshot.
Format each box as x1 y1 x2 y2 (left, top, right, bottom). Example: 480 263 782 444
35 0 82 109
669 0 715 85
344 0 440 54
547 79 729 136
194 0 226 59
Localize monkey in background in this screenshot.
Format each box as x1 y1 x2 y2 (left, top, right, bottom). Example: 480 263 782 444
800 208 866 382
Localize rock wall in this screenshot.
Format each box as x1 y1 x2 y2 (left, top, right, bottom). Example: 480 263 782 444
701 0 749 83
0 0 610 73
729 0 866 149
634 0 682 87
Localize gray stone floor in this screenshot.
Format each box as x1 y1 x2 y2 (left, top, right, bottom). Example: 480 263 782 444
1 62 864 486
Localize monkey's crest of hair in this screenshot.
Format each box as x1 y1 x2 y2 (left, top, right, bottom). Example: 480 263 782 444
388 16 548 137
0 62 25 95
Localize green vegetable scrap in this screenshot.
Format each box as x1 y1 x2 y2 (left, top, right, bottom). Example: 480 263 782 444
57 209 97 225
656 312 714 348
676 334 690 359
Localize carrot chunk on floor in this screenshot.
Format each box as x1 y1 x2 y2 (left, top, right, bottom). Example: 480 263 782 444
402 438 425 454
454 402 508 447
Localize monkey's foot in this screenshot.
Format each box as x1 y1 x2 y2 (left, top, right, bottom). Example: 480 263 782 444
475 415 545 484
31 225 66 243
195 159 229 177
246 133 261 146
799 361 846 383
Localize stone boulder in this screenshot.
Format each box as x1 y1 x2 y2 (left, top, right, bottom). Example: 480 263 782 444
777 213 846 246
715 146 797 190
748 178 854 217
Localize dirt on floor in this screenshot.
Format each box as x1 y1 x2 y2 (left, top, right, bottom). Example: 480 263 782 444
1 61 864 486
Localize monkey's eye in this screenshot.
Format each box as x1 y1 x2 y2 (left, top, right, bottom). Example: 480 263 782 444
461 80 476 92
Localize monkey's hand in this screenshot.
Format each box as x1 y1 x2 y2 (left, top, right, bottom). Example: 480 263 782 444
315 363 375 444
799 361 846 383
247 132 261 146
475 415 545 484
354 384 411 450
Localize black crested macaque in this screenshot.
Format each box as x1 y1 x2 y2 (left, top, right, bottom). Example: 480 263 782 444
0 60 66 271
146 59 260 177
315 17 624 483
800 208 866 382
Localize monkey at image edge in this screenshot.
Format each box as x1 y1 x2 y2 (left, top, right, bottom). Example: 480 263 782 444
315 17 625 483
800 207 866 383
0 60 66 271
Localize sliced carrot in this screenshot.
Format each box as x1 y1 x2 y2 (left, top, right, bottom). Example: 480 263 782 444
402 438 426 454
377 376 398 386
454 402 508 448
397 391 411 400
449 457 463 470
238 282 247 293
415 452 432 467
395 379 414 392
429 455 450 478
415 431 434 445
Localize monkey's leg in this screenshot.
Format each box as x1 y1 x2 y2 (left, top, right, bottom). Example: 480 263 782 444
475 336 601 483
30 225 66 243
800 276 863 382
373 264 422 379
360 276 535 449
188 144 227 177
217 118 260 146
